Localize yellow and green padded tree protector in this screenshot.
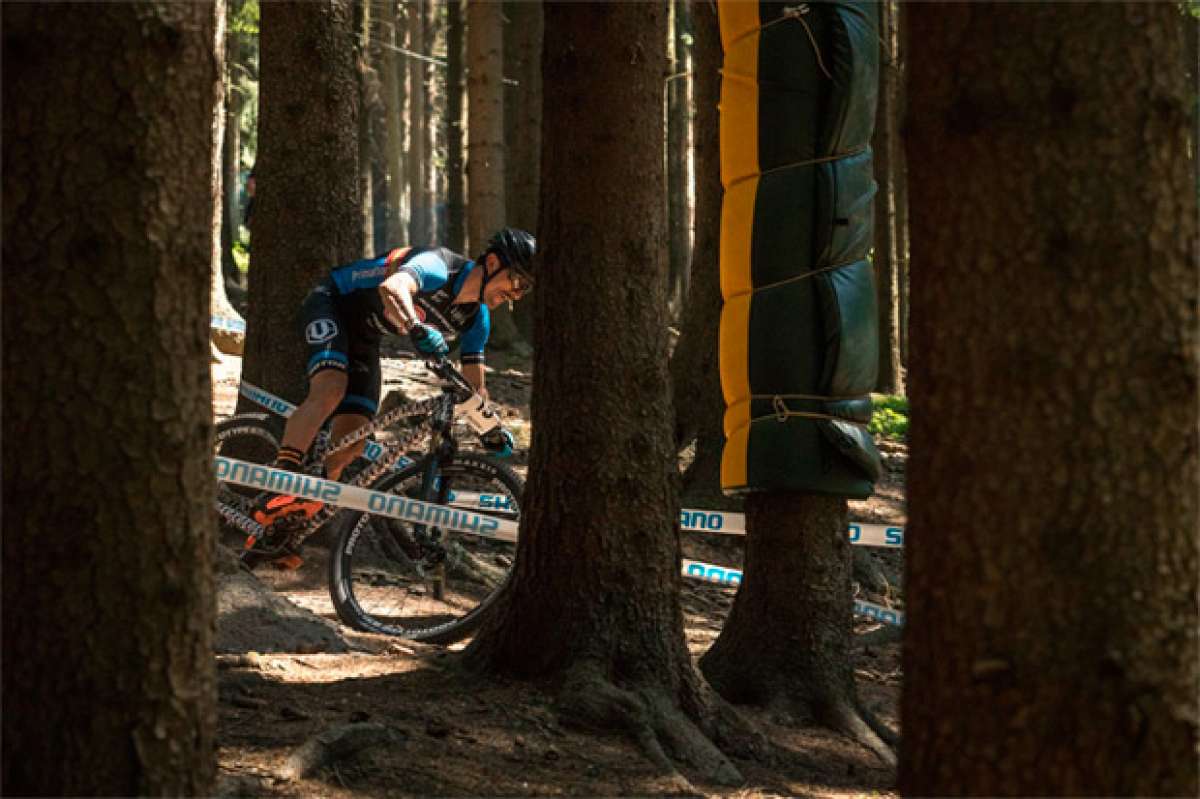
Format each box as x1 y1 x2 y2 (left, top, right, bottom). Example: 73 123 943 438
718 0 882 498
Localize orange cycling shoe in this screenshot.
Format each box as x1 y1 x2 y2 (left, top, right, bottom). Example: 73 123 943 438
248 495 325 570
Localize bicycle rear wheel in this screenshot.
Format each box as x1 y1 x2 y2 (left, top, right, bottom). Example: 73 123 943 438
328 451 522 644
213 414 282 529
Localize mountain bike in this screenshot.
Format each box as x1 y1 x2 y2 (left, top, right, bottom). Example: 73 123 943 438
214 358 523 645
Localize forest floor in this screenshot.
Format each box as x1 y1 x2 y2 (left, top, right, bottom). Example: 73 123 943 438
211 347 906 798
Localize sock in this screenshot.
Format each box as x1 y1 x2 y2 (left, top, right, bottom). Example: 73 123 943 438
273 446 304 472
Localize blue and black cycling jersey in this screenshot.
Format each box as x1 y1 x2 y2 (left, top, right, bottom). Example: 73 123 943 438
299 246 490 418
327 246 490 364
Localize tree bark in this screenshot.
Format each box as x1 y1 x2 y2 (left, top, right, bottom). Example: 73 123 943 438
2 3 218 794
669 0 732 511
504 0 543 343
222 1 244 287
445 0 467 253
872 0 903 395
666 0 693 319
467 0 519 347
239 1 362 411
381 0 409 243
900 5 1198 795
408 0 431 244
894 0 910 370
702 494 892 762
466 5 751 786
211 1 245 357
357 0 376 256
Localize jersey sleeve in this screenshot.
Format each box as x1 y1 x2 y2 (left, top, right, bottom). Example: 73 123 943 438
459 305 490 365
397 250 449 293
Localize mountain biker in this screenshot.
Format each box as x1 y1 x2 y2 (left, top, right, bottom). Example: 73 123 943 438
252 228 536 565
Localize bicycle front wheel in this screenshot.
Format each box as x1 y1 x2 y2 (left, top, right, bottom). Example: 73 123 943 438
328 451 522 644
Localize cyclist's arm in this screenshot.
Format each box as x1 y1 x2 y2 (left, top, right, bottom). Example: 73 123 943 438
460 305 490 398
379 272 420 332
462 362 487 400
379 251 449 332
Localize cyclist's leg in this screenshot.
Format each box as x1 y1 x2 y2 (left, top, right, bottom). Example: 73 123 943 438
253 285 350 534
274 283 351 470
324 335 382 480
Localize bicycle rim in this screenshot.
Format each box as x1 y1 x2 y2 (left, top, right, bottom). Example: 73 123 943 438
329 452 522 644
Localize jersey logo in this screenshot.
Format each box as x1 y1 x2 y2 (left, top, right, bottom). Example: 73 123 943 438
305 319 339 344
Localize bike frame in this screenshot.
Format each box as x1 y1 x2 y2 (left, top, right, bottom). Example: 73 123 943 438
217 359 475 557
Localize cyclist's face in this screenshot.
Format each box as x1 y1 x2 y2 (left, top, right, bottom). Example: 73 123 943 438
482 259 531 309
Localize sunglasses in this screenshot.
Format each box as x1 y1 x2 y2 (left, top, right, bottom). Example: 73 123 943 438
507 268 534 298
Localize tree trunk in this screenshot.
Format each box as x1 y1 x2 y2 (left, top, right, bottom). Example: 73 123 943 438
670 0 731 511
381 0 409 243
357 0 376 256
445 0 467 252
900 5 1198 796
222 2 244 288
872 0 903 395
2 3 218 794
465 4 750 786
504 0 542 344
666 0 692 319
408 0 431 243
700 491 895 764
703 493 890 743
240 1 362 411
211 3 245 357
894 0 910 370
467 0 519 347
428 0 445 244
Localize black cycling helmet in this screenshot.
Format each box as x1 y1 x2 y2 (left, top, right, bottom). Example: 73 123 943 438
485 227 536 282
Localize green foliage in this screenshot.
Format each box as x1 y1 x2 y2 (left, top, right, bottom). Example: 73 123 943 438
232 238 250 273
230 0 259 35
870 394 908 441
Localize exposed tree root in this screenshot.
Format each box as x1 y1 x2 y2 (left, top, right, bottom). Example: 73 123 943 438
818 699 897 767
278 722 401 781
554 665 745 788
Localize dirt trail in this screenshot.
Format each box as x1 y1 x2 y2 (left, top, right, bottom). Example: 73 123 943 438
211 353 905 797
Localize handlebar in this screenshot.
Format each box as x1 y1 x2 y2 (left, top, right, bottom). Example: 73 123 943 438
423 357 476 403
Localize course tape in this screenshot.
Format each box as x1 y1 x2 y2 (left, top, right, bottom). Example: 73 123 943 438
235 382 905 548
679 509 904 548
214 457 901 625
212 315 247 334
681 559 904 627
215 456 520 543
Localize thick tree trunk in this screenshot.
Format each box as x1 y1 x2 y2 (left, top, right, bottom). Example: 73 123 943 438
467 0 518 347
872 0 902 395
466 5 750 786
901 5 1198 796
239 1 362 410
381 0 409 242
700 491 895 764
702 494 889 737
2 3 218 794
446 0 467 253
670 0 732 511
504 0 543 344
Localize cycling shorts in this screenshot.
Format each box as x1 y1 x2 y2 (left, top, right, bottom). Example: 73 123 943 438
298 281 381 418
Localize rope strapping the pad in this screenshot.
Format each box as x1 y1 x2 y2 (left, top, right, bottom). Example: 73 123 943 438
728 393 873 433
